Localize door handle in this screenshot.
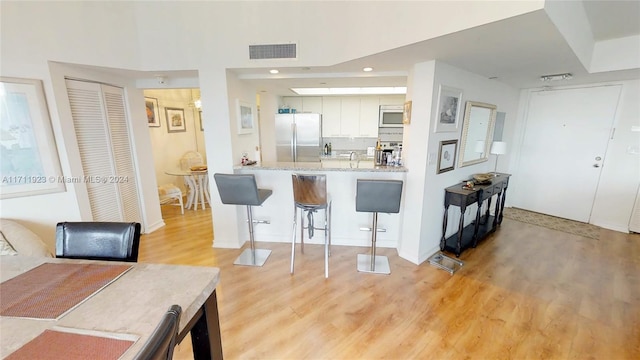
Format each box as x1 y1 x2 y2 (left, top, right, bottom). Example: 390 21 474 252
593 164 600 168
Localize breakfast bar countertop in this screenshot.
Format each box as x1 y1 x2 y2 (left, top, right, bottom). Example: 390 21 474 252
234 161 407 172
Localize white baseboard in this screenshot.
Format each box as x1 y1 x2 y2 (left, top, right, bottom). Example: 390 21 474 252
144 220 165 234
253 233 397 249
419 245 442 265
591 221 629 234
212 239 242 249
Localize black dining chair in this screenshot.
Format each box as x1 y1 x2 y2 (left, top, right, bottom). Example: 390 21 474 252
55 222 141 262
133 305 182 360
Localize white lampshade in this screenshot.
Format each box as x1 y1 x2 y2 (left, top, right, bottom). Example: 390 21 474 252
474 140 485 153
490 141 507 155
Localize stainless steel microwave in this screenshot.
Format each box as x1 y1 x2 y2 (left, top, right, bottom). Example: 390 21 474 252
379 105 404 127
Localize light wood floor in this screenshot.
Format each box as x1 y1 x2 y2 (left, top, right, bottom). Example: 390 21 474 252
140 205 640 359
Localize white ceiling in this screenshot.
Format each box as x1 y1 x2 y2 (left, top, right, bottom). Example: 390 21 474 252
582 0 640 41
231 2 640 95
104 1 639 95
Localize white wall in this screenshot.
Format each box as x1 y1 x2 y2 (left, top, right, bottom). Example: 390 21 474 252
257 93 280 163
400 61 520 264
144 89 204 195
225 73 261 167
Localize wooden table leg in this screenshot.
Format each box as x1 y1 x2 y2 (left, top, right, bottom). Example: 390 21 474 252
456 207 465 257
498 187 508 225
493 191 502 229
440 203 449 251
189 290 223 360
472 198 482 248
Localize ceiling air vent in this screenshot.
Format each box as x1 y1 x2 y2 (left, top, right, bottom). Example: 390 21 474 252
249 43 297 60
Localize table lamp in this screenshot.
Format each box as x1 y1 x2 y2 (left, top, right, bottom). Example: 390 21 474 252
490 141 507 176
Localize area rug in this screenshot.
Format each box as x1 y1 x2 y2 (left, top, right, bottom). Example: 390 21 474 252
502 207 601 239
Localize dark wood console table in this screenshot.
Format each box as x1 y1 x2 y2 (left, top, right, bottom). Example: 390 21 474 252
440 173 511 257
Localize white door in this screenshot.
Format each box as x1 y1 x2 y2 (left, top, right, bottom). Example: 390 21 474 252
66 79 142 224
513 85 621 223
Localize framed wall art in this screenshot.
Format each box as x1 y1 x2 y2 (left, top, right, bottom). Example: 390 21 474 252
435 85 463 133
145 97 160 127
0 77 65 199
165 107 186 133
403 100 412 124
236 99 254 134
437 139 458 174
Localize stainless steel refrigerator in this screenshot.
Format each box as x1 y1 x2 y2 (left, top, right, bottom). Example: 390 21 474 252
275 113 322 162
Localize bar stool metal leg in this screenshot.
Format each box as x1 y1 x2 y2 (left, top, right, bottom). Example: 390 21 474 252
234 206 272 267
357 212 391 275
290 206 297 274
324 205 329 278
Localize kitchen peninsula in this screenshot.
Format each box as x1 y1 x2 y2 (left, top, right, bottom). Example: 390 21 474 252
233 161 407 249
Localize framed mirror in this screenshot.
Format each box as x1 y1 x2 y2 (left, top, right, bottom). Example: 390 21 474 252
458 101 497 167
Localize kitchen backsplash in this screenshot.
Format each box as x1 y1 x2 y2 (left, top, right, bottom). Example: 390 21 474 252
323 128 404 152
379 127 403 143
322 137 377 151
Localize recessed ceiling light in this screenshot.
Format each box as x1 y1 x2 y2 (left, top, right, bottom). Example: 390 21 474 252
269 69 279 74
363 67 373 72
291 87 406 96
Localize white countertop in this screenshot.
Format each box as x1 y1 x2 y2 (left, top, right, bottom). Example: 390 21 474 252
235 161 407 172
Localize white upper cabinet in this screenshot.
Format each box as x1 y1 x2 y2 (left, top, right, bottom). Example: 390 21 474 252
359 97 380 137
283 95 404 137
322 97 342 137
282 96 322 113
281 97 303 112
301 97 323 113
379 95 405 106
340 97 360 136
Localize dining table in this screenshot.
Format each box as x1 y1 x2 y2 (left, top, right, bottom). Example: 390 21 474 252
0 256 223 360
165 168 211 210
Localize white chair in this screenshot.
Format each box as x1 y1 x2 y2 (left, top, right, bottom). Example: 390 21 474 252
180 151 204 171
179 151 205 209
158 184 184 214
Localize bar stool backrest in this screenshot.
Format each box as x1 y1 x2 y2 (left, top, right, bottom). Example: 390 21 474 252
292 174 327 207
214 173 271 206
356 179 403 214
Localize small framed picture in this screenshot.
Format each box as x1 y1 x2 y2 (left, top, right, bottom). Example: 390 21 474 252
165 107 186 133
236 99 254 134
437 139 458 174
199 110 204 131
435 85 463 133
403 100 412 124
145 97 160 127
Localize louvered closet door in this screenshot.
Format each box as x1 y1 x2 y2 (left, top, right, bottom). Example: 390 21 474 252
66 80 142 224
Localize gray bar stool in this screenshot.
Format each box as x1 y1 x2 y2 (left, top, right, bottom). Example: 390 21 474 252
214 173 272 267
291 174 332 278
356 179 403 274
